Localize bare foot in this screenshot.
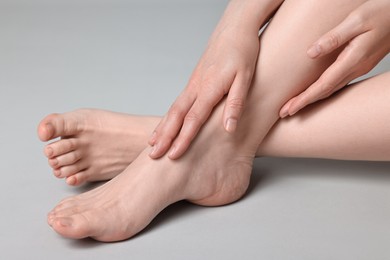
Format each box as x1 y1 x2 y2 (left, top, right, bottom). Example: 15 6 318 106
47 102 255 242
37 109 159 186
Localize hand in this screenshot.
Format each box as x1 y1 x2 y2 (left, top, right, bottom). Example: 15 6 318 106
149 26 260 159
280 0 390 118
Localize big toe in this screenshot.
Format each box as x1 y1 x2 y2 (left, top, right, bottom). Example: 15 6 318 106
52 216 93 240
37 112 82 141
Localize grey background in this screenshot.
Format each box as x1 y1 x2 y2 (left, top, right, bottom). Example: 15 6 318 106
0 0 389 259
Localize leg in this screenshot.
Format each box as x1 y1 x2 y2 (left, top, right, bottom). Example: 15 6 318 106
258 71 390 161
45 0 368 241
38 72 390 186
39 0 371 185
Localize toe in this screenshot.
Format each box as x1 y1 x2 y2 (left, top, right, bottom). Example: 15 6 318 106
37 117 56 141
44 138 78 158
52 216 91 240
66 172 86 186
44 138 79 158
49 150 81 168
38 112 83 142
53 162 87 179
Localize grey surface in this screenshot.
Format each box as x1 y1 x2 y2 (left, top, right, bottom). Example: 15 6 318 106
0 1 389 259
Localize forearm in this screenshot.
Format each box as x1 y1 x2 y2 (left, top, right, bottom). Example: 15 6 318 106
214 0 284 35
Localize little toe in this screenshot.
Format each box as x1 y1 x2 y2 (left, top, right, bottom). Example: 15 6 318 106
44 138 78 158
38 112 83 142
66 171 88 186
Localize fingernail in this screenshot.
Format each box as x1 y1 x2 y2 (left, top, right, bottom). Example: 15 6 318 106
307 44 321 58
280 106 289 118
149 131 157 145
289 107 298 117
225 118 237 133
168 145 177 159
149 145 157 157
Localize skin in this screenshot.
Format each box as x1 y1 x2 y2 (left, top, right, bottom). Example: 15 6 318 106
151 0 390 160
38 72 390 186
280 0 390 117
38 0 383 241
148 0 284 160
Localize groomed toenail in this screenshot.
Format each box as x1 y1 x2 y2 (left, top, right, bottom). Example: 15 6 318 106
49 158 58 167
58 218 72 227
66 176 77 186
45 123 54 139
45 146 54 157
54 170 61 177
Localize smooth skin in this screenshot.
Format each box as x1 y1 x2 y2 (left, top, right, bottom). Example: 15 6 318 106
39 72 390 186
37 0 377 241
151 0 390 160
280 0 390 117
148 0 283 159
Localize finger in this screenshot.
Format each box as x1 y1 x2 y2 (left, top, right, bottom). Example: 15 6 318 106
279 97 296 118
166 72 233 159
223 74 251 133
307 12 365 58
149 90 196 158
167 96 221 159
288 53 357 116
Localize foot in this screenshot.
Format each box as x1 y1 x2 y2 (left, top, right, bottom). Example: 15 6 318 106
47 102 256 242
37 109 159 186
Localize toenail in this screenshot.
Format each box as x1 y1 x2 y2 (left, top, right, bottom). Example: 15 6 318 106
45 146 54 157
66 176 77 186
49 158 58 167
58 218 73 227
45 123 54 139
54 170 62 177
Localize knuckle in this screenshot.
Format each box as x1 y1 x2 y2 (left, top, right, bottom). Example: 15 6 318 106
227 97 245 111
168 106 185 120
157 126 175 141
326 32 341 50
348 11 365 30
184 110 201 122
